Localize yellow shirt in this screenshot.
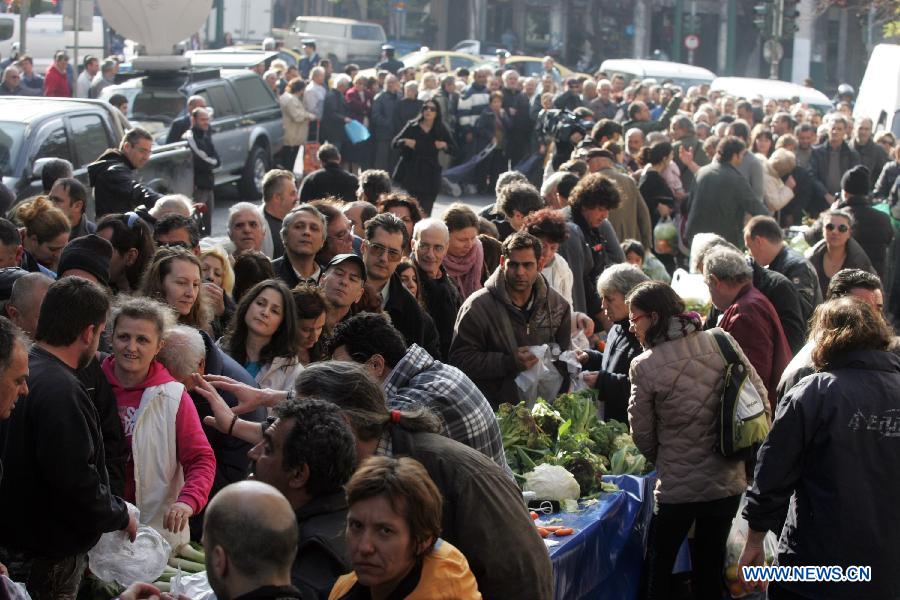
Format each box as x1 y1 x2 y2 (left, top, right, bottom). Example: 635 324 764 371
328 539 482 600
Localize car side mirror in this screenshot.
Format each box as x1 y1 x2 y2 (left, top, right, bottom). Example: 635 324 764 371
30 157 56 182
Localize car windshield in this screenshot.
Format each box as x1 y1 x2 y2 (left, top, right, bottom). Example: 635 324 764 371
0 121 26 176
101 87 186 124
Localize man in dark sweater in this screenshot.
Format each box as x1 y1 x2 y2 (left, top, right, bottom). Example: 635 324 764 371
0 277 135 596
298 143 358 204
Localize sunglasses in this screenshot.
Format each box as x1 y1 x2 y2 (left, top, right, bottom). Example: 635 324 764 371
422 106 437 112
825 223 849 233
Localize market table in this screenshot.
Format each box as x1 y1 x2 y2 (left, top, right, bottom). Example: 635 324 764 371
545 474 690 600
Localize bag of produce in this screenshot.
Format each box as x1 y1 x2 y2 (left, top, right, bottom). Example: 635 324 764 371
723 495 777 599
654 216 678 255
515 344 563 408
88 503 171 587
671 268 711 317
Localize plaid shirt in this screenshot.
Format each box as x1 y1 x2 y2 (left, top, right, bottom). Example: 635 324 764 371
383 344 512 478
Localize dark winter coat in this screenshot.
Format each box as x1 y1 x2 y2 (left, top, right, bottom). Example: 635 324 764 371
292 490 351 600
392 119 456 199
88 149 162 218
583 320 643 423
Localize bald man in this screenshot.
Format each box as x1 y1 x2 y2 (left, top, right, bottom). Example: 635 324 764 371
4 272 52 338
203 480 300 599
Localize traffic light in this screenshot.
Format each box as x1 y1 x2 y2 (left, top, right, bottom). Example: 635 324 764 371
753 1 773 34
782 0 800 35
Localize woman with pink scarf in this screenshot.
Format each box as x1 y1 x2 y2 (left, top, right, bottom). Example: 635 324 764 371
441 203 501 299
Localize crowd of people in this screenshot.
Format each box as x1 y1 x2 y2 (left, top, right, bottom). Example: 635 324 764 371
0 46 899 600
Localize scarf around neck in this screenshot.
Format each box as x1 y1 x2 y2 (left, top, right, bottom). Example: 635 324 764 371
443 236 484 299
648 311 703 348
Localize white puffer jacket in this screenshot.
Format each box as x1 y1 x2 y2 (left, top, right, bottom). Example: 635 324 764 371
628 327 769 504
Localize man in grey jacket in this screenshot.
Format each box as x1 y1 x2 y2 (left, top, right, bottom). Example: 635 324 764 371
685 137 769 249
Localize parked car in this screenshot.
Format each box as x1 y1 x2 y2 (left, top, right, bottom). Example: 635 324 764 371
854 43 900 137
0 97 193 219
599 59 716 90
477 55 590 80
285 16 386 68
101 67 283 198
710 77 832 115
358 50 482 79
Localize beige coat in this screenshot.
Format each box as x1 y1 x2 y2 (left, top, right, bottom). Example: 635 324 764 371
628 327 769 504
599 166 653 249
280 92 313 147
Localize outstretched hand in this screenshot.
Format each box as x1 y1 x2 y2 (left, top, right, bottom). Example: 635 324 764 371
201 374 267 414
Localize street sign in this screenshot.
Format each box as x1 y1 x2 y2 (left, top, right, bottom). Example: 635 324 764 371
684 34 700 51
763 38 784 62
62 0 94 32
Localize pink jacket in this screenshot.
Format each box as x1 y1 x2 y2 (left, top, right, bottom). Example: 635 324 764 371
44 65 71 97
102 357 216 515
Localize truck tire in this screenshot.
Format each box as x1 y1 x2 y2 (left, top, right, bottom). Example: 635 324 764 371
239 144 270 199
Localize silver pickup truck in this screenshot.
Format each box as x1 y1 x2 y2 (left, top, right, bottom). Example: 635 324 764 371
0 97 193 219
101 68 284 198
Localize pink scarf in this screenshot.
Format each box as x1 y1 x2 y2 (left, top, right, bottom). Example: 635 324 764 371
444 237 484 299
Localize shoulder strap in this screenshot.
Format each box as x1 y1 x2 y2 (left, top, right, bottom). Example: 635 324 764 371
712 330 739 365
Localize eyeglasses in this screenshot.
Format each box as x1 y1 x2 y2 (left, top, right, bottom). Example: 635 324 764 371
158 240 190 249
825 223 849 233
628 314 648 326
368 242 403 262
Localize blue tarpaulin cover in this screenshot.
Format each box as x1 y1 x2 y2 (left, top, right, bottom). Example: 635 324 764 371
546 474 690 600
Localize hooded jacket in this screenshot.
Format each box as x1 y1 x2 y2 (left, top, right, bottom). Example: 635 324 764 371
746 349 900 599
88 148 162 217
101 357 216 517
449 267 571 408
629 327 769 504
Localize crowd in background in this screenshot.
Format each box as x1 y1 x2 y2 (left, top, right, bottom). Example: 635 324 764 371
0 39 899 600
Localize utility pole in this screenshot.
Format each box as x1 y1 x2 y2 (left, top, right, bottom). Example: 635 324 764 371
769 0 784 79
19 0 29 54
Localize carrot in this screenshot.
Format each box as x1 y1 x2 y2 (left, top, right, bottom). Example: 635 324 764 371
553 528 575 537
536 527 550 538
543 526 564 532
530 511 539 520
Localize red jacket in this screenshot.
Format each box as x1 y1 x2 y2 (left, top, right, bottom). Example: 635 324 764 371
44 65 71 97
719 284 792 412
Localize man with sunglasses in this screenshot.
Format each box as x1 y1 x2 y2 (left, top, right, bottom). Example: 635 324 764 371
360 213 438 358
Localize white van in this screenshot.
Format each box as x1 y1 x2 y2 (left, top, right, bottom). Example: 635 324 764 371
854 43 900 137
285 16 386 68
599 59 716 90
0 13 106 72
710 77 832 114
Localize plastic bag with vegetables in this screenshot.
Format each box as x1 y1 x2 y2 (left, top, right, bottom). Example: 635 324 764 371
723 496 777 599
88 503 171 587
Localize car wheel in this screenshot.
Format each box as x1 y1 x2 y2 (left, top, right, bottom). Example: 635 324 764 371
239 144 269 199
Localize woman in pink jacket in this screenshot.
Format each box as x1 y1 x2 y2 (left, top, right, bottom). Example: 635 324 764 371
102 296 215 547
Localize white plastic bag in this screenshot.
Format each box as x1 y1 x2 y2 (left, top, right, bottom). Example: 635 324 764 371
723 495 777 599
515 344 563 407
180 570 216 600
523 463 580 502
88 503 171 587
671 268 711 316
0 576 31 600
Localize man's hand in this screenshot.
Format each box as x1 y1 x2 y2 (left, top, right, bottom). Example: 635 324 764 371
403 138 416 149
192 374 237 433
738 529 767 591
203 282 226 316
658 204 672 218
123 511 138 542
119 582 163 600
202 374 273 414
582 371 598 388
786 175 796 190
573 312 595 337
164 502 193 533
515 347 539 371
575 349 589 365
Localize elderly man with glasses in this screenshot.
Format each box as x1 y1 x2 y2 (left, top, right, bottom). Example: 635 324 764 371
0 66 24 96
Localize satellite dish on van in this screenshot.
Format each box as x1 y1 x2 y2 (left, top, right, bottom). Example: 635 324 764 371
96 0 213 56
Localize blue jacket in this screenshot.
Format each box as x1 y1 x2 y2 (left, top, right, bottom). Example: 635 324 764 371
746 349 900 599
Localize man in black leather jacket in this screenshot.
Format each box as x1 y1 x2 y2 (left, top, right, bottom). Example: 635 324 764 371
88 128 161 218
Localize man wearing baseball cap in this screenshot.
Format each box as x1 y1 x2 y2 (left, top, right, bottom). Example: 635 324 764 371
318 254 366 332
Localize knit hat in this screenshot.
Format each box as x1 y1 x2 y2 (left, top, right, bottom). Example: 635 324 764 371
841 165 870 197
56 234 113 288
